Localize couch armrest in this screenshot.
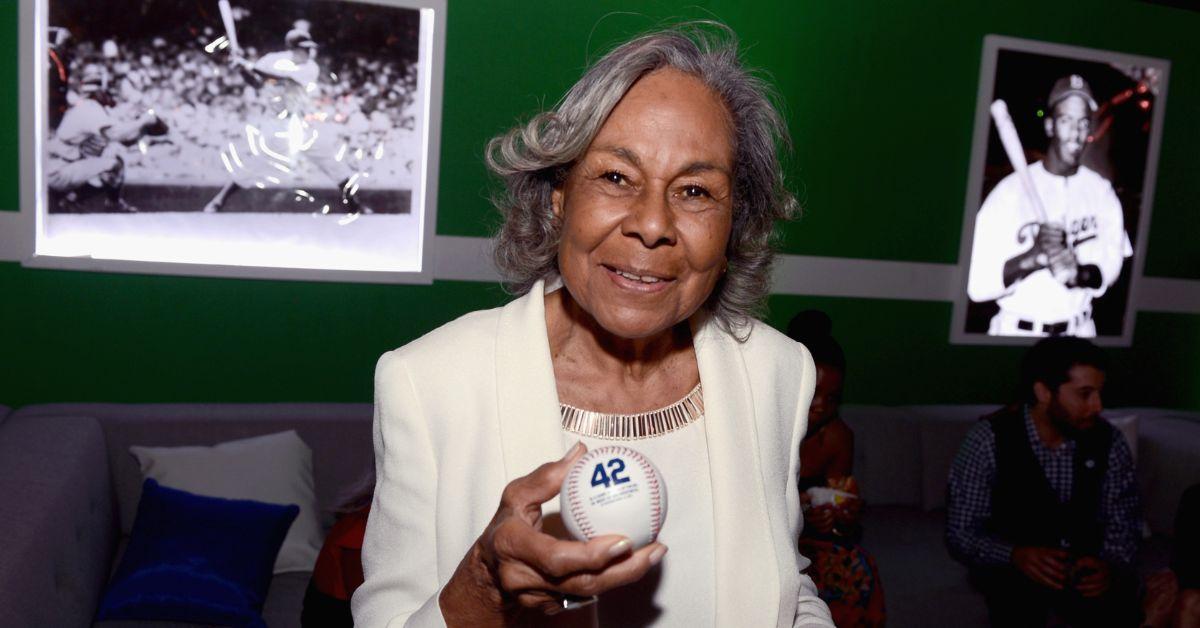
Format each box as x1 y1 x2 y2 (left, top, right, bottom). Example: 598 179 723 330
0 415 118 628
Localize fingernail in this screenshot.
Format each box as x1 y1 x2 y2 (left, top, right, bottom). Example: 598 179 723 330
564 441 584 460
648 545 667 565
606 538 632 558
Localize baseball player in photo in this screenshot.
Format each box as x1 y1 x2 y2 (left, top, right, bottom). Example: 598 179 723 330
203 27 373 214
967 75 1133 337
46 64 169 213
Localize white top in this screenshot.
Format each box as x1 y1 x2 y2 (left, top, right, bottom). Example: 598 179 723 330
556 414 715 628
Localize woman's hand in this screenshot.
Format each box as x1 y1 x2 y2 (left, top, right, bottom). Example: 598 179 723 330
440 442 668 625
805 505 837 535
832 496 863 526
1141 569 1179 628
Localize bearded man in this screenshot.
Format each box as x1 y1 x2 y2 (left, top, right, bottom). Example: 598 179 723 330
946 336 1140 626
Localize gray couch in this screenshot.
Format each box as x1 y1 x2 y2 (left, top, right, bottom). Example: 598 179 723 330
0 403 373 628
0 402 1196 628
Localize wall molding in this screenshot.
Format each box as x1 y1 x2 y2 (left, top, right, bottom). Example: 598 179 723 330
0 212 29 262
3 224 1199 314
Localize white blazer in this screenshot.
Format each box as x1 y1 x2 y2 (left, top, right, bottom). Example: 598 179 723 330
352 280 832 628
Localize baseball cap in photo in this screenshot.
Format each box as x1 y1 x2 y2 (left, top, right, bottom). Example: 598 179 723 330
1049 74 1098 112
285 29 318 49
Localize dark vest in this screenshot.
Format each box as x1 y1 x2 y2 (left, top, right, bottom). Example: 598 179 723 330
985 406 1111 556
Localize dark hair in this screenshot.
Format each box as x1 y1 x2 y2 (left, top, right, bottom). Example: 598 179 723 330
1020 336 1109 404
785 309 845 372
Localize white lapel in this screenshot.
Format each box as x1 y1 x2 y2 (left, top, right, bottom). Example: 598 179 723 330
693 314 780 627
494 279 565 482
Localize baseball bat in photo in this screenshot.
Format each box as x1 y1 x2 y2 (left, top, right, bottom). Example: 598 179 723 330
989 99 1048 224
218 0 241 54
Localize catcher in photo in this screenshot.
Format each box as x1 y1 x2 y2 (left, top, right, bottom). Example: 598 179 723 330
46 64 170 213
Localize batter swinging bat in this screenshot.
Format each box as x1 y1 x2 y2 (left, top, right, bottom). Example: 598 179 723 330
989 99 1048 224
218 0 240 55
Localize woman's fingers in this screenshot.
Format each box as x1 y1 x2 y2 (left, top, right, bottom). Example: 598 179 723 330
499 541 668 600
497 524 634 578
807 506 835 532
551 543 667 597
512 590 560 613
500 442 587 521
482 444 672 611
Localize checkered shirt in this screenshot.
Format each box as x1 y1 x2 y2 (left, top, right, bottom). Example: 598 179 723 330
945 407 1140 568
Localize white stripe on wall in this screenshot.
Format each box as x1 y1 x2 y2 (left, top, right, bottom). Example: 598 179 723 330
3 220 1198 315
1137 277 1200 314
0 212 29 262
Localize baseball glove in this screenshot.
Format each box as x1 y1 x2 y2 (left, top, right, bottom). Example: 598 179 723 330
142 115 170 137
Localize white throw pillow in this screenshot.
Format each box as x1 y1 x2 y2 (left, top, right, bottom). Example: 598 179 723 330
130 430 323 574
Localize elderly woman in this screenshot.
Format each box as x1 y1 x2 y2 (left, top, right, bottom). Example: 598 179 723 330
352 24 833 627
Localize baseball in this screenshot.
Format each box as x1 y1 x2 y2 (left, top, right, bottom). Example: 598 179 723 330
559 445 667 549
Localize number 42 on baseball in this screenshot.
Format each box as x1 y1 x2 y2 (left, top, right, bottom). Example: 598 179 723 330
560 446 668 550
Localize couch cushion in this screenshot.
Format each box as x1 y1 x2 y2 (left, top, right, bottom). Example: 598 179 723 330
96 545 309 628
130 431 323 574
859 505 988 627
96 480 299 627
0 415 117 628
93 572 309 628
1136 414 1200 537
9 403 374 536
840 405 923 507
904 405 1001 511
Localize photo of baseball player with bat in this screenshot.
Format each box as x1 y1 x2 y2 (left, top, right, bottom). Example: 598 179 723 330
43 0 422 216
202 22 376 215
962 40 1166 340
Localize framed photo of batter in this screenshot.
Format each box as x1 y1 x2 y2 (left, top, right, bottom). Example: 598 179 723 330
19 0 446 283
951 35 1169 346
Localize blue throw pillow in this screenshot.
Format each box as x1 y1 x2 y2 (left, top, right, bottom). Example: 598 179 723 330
96 479 300 628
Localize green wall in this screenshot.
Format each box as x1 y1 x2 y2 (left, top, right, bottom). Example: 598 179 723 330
3 0 1199 409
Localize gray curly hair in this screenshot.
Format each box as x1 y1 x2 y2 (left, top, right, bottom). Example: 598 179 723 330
486 21 797 335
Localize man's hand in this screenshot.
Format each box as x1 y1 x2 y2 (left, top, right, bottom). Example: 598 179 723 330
1011 546 1069 590
1048 247 1079 285
1071 555 1112 598
1035 222 1068 256
79 133 108 158
1004 222 1069 288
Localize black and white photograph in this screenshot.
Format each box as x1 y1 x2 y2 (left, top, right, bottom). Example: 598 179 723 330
31 0 444 280
952 35 1169 346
